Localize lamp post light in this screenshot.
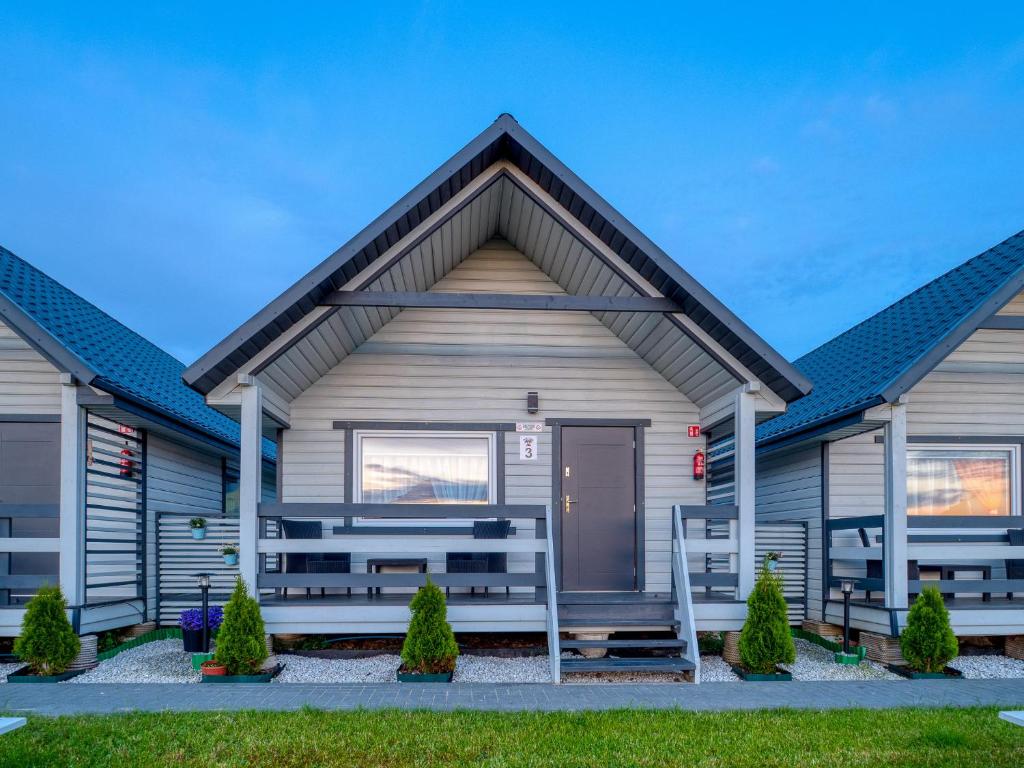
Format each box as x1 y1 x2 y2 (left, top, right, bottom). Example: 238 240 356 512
834 579 860 665
197 573 211 653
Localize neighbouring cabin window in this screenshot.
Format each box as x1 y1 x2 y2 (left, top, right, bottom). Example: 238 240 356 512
223 462 240 517
354 432 495 505
907 446 1018 516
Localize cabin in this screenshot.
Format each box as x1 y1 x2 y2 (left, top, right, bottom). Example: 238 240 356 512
0 245 275 639
742 230 1024 651
183 114 811 680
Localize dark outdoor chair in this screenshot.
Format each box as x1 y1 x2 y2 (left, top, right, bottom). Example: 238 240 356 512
280 519 349 599
446 520 512 597
1006 529 1024 601
858 527 920 603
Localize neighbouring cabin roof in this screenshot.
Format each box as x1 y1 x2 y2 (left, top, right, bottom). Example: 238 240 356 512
183 114 811 405
758 229 1024 447
0 244 275 460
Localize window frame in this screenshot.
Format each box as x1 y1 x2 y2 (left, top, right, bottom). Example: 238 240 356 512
351 429 498 523
906 442 1021 517
222 459 240 518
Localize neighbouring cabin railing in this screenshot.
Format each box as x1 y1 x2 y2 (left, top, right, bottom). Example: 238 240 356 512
827 514 1024 602
156 512 240 625
0 503 60 606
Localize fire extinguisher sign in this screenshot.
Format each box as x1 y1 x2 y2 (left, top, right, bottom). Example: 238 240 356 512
687 425 700 438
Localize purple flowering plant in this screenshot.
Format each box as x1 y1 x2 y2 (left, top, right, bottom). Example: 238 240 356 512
178 605 224 632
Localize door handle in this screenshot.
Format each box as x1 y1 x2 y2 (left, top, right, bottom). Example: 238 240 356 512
564 494 577 515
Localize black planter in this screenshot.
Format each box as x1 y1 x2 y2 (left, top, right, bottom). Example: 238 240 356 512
182 628 208 653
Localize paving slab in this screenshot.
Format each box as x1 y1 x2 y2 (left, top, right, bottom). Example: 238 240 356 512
2 680 1024 716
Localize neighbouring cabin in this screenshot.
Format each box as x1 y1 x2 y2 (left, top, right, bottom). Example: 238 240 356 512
744 230 1024 641
184 115 810 679
0 247 275 637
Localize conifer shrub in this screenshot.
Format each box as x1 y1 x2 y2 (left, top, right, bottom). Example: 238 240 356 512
14 585 80 675
400 578 459 674
214 577 268 675
738 565 795 674
900 586 958 673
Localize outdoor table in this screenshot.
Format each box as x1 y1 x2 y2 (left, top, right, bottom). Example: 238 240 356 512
940 564 992 602
366 557 428 596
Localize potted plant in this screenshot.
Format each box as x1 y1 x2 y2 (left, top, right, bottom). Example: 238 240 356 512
204 577 279 682
179 605 224 653
220 543 239 566
892 587 961 679
190 517 208 540
733 566 796 681
764 551 781 573
200 659 227 676
9 585 83 683
398 577 459 682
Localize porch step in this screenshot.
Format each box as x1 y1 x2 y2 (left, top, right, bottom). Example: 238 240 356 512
560 638 686 650
560 657 695 674
559 617 678 629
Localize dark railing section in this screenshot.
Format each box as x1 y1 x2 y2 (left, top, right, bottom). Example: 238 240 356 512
676 505 740 599
0 503 60 606
827 514 1024 603
256 502 550 599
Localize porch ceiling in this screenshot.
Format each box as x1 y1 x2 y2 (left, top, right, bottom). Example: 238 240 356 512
251 174 742 410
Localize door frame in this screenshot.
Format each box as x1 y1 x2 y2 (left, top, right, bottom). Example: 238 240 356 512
548 418 649 592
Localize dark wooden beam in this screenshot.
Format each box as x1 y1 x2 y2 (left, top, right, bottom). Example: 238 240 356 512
319 290 683 313
978 315 1024 330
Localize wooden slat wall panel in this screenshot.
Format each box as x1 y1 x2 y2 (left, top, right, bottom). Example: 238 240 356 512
755 522 808 624
157 515 240 626
0 320 62 414
282 242 707 592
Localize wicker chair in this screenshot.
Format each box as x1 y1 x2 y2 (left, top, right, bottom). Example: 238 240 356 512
446 520 512 597
280 519 349 599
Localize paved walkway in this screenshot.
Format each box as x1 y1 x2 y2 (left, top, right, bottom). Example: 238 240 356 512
2 679 1023 716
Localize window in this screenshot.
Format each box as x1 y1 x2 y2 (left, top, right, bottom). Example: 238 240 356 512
223 462 240 517
354 431 495 505
907 446 1019 516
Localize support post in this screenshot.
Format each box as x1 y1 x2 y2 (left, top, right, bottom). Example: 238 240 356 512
734 384 758 599
238 375 263 594
883 400 908 609
59 375 86 622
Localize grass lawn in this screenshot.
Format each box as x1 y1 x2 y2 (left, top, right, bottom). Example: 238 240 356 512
1 707 1021 767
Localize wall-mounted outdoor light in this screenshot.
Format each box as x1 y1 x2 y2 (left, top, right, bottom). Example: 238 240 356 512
526 391 539 414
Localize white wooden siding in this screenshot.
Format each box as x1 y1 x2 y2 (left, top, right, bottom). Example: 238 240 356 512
755 445 822 619
0 319 62 414
281 242 706 592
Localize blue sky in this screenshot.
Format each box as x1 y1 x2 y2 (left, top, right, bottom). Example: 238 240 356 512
1 4 1022 365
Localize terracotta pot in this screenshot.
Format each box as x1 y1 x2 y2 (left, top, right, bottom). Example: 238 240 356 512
200 661 227 676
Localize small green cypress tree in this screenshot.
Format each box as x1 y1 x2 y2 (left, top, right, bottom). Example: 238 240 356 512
900 586 958 673
214 577 268 675
401 578 459 674
738 566 795 674
14 585 80 675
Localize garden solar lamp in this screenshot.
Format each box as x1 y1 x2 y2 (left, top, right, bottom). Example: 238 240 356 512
834 579 861 665
197 573 211 653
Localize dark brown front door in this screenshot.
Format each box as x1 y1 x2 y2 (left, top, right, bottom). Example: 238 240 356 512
560 426 636 591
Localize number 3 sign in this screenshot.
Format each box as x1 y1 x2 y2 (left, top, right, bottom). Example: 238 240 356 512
519 435 538 461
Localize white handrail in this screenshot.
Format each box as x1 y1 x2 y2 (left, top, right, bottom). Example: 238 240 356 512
544 505 560 684
672 505 701 684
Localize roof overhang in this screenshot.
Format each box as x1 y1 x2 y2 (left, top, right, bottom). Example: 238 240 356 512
184 115 811 404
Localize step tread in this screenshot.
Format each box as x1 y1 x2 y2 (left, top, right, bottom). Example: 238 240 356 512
559 617 679 628
560 638 686 649
560 657 695 673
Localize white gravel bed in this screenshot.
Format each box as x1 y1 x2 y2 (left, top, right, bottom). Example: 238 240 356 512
949 654 1024 679
454 654 550 683
780 638 899 681
0 662 23 682
68 639 199 684
274 653 400 683
699 655 740 682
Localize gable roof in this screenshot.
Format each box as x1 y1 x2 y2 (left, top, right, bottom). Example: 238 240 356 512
758 228 1024 446
0 244 275 459
184 114 811 404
